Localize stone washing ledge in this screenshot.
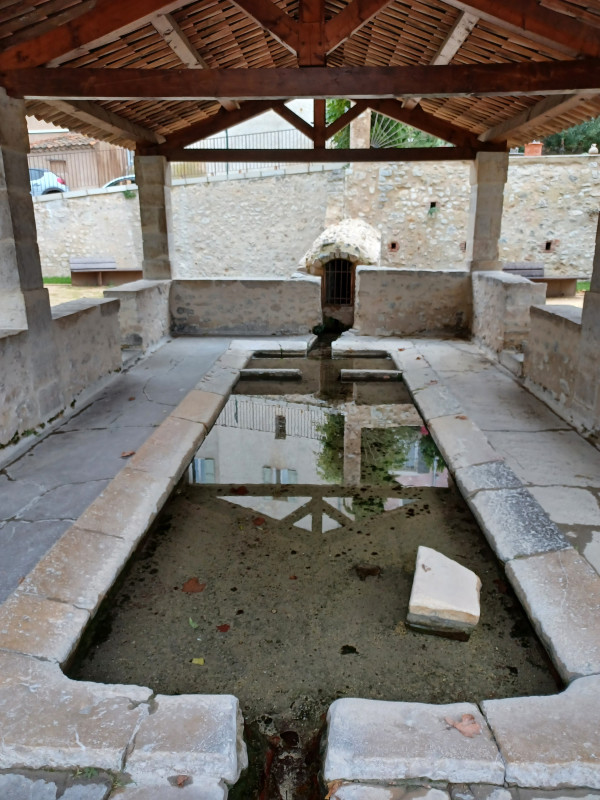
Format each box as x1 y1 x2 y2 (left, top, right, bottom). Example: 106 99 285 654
0 338 318 787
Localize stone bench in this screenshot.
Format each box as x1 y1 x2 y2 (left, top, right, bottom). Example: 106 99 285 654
503 262 584 297
69 256 142 287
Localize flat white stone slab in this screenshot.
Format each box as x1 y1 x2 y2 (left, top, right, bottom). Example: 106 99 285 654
410 384 463 421
324 698 504 784
454 462 523 499
0 651 151 771
428 416 501 472
330 786 449 800
482 675 600 788
506 548 600 681
528 486 600 527
126 694 247 786
468 488 569 563
407 546 481 636
113 781 227 799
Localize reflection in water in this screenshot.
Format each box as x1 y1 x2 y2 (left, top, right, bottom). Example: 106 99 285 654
190 392 448 533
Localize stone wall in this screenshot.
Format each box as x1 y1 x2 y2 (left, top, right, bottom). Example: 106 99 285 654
524 305 582 406
472 271 547 353
104 279 170 349
34 155 600 280
170 276 322 335
353 267 472 337
0 299 122 449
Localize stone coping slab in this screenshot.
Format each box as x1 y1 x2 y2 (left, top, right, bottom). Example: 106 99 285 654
112 783 227 799
323 698 505 784
454 462 524 499
505 549 600 682
428 415 502 472
467 488 570 564
126 694 247 786
482 676 600 788
329 786 450 800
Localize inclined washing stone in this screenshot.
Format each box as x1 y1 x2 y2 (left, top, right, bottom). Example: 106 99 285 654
125 694 247 786
453 461 523 499
467 488 570 563
482 675 600 788
410 384 463 421
330 786 450 800
407 546 481 637
427 415 501 472
505 548 600 681
323 697 505 784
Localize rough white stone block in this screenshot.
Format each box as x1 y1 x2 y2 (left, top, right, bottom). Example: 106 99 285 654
482 676 600 788
506 548 600 681
407 546 481 637
330 786 449 800
126 694 247 786
324 698 504 784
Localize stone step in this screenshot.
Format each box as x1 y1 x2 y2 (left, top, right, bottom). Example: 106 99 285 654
239 368 302 380
339 369 402 382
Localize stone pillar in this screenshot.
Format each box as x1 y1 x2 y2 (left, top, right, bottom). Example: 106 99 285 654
466 151 509 271
349 108 371 149
135 154 174 279
0 88 52 331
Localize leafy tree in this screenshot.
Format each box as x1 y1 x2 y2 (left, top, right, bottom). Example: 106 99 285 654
543 115 600 154
325 100 444 149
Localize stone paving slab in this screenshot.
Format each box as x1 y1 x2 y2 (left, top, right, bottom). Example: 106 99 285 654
111 782 227 799
397 365 440 393
409 383 464 421
0 475 45 518
125 694 247 786
16 525 133 615
527 487 600 527
482 675 600 788
329 786 450 800
427 416 502 472
15 479 111 523
505 548 600 681
127 416 206 485
195 366 240 396
0 592 89 664
171 390 227 430
324 698 505 784
467 488 570 563
453 462 523 499
0 651 151 771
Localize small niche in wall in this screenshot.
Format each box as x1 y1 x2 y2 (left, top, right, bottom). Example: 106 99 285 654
459 241 466 252
388 241 399 252
542 239 559 252
428 201 438 216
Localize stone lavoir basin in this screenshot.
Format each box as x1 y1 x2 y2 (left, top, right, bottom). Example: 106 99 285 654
2 336 599 799
66 344 558 798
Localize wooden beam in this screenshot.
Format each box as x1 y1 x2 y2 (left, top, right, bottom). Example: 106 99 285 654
0 0 185 70
403 10 478 110
164 145 500 162
272 102 315 140
49 99 165 145
443 0 600 58
5 61 600 100
313 99 326 147
151 13 238 112
297 0 326 65
369 99 487 148
228 0 300 55
479 93 594 143
323 0 396 54
152 101 274 151
325 100 369 139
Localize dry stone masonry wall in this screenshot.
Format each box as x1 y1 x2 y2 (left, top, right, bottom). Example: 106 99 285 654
33 156 600 280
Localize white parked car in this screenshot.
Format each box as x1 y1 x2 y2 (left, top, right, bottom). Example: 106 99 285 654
29 167 68 195
103 174 136 188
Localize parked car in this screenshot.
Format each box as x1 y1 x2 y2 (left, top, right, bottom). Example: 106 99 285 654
103 174 136 188
29 167 68 195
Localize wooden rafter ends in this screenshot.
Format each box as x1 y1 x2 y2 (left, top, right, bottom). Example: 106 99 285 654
0 0 185 70
6 61 600 101
479 93 594 143
163 145 504 162
444 0 600 58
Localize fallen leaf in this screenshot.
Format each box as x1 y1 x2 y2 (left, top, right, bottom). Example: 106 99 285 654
289 575 298 580
456 414 468 420
325 780 344 799
188 617 199 629
444 713 481 738
128 396 136 401
182 577 206 593
232 485 249 495
354 564 382 581
175 775 190 787
120 450 136 458
217 624 230 633
191 657 205 665
253 516 266 526
421 563 431 572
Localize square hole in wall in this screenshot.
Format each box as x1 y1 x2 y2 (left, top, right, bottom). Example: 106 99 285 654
543 239 560 252
388 241 399 252
459 241 466 252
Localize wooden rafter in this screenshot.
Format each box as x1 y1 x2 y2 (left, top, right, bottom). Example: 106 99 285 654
323 0 397 55
479 93 595 143
48 99 165 145
325 100 369 139
151 100 274 151
444 0 600 58
228 0 300 55
369 99 489 148
313 98 326 146
162 145 503 161
0 0 185 70
5 60 600 100
151 13 238 112
272 102 315 139
403 11 478 111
